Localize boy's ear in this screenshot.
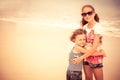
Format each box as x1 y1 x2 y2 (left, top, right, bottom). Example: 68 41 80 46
72 39 75 42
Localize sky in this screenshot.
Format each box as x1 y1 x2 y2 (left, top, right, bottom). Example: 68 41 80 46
0 0 119 29
0 0 119 18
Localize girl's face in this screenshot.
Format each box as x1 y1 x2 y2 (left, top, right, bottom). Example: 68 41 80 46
74 34 86 47
81 7 95 22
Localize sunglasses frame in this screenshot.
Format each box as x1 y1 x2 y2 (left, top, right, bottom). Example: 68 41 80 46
81 11 93 17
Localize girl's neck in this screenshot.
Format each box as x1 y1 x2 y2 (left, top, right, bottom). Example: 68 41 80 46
87 20 96 28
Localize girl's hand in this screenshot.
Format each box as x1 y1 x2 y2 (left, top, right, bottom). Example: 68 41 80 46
92 49 106 57
72 56 83 65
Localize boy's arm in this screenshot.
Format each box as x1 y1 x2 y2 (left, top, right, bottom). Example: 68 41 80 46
75 45 87 53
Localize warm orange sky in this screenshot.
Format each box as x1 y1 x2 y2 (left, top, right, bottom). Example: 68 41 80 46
0 0 119 18
0 0 120 30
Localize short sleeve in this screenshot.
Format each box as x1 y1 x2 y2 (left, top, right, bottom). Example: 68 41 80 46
94 23 103 35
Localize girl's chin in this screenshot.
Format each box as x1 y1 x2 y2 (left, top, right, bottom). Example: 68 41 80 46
86 19 92 22
85 18 92 22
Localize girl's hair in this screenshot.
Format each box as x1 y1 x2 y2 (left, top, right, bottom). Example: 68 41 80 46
70 29 86 42
81 5 99 26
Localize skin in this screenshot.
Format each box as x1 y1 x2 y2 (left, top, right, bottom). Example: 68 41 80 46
73 34 86 48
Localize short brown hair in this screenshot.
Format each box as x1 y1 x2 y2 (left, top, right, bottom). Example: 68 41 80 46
70 29 86 42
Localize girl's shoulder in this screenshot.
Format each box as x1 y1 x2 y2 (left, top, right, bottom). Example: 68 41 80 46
83 23 88 29
93 22 102 29
93 23 103 35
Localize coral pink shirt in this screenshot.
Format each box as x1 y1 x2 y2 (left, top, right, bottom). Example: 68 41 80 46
83 22 103 64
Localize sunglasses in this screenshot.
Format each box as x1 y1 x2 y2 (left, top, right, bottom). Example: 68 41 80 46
81 11 93 17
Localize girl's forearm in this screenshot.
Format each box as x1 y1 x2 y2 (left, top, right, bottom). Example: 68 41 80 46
92 49 106 56
80 47 96 60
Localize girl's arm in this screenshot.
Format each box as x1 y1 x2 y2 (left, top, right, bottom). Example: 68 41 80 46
75 42 105 56
72 34 100 64
92 49 106 56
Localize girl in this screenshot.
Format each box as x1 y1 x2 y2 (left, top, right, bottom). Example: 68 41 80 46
72 5 106 80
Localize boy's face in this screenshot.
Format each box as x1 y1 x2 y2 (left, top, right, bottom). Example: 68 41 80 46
74 34 86 47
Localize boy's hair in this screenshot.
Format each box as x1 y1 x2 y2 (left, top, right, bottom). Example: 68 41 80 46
70 29 86 42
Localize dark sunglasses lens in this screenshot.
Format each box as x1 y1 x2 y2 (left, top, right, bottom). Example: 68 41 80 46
81 11 93 17
81 13 86 17
87 12 92 15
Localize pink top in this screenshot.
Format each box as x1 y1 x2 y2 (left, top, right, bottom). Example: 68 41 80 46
84 23 103 64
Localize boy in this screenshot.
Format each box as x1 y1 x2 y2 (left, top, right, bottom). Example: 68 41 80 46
66 29 86 80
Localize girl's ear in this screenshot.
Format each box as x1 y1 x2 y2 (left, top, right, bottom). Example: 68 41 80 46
94 12 97 16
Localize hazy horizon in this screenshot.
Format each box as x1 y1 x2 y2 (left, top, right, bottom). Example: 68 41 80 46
0 0 120 38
